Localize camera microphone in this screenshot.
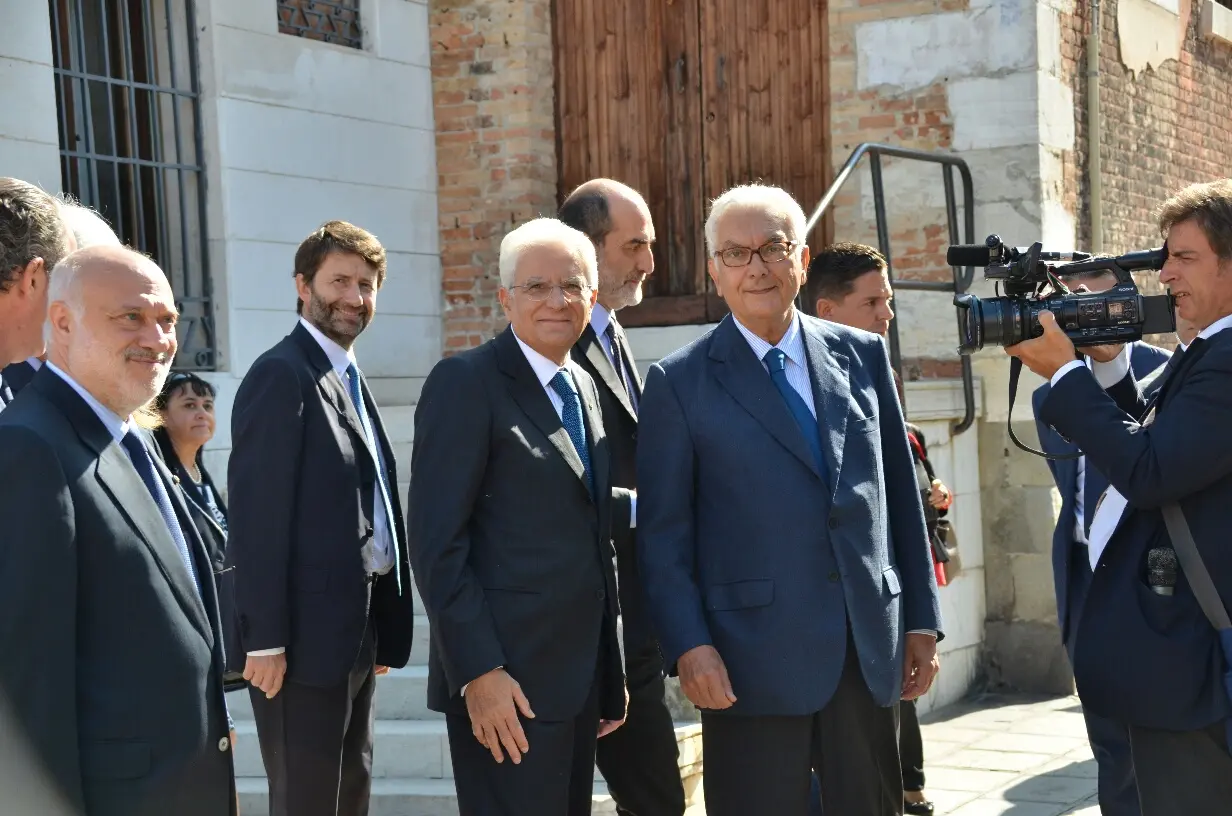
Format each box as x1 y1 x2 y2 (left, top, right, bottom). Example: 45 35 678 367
946 245 1092 267
1147 547 1178 596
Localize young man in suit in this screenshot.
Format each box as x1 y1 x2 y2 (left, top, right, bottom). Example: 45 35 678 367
0 177 69 409
1012 178 1232 813
409 218 627 816
559 178 687 816
227 221 415 816
0 245 236 816
1030 266 1171 816
637 184 942 816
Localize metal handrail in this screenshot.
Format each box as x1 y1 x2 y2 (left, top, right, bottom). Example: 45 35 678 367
804 143 978 435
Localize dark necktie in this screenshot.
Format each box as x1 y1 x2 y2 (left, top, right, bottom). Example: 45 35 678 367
764 348 825 475
604 321 636 411
121 430 201 596
345 364 400 585
548 369 594 494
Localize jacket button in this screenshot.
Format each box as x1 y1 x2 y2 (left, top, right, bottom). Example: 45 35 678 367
218 737 230 752
828 571 840 583
596 589 606 600
828 516 839 530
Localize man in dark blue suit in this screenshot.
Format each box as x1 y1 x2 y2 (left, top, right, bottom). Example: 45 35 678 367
1012 178 1232 813
1031 269 1171 816
637 184 942 816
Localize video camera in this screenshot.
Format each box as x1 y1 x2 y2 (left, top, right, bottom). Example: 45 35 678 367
950 234 1176 353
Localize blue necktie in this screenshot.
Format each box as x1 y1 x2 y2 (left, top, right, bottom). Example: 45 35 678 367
548 369 594 495
346 364 401 586
121 430 201 596
763 348 825 475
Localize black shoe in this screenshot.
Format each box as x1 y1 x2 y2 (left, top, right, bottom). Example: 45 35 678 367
904 800 935 815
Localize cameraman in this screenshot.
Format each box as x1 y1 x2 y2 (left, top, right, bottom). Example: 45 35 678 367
1010 178 1232 813
1031 265 1171 816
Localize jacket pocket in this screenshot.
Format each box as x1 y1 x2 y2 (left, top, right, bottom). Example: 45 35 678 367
81 740 151 780
883 566 902 596
706 578 775 611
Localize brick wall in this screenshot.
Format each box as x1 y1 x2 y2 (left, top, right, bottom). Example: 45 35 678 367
431 0 557 353
1065 0 1232 258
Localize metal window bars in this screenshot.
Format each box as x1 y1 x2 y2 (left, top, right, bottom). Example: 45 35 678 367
803 143 978 435
48 0 215 369
277 0 363 49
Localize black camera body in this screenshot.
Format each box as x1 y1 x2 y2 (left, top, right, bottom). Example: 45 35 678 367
951 235 1176 353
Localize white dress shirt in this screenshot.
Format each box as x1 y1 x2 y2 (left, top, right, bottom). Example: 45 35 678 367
1056 313 1232 568
590 304 638 410
249 319 397 658
733 313 935 639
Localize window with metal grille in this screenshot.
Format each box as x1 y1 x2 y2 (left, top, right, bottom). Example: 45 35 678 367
278 0 363 49
48 0 215 370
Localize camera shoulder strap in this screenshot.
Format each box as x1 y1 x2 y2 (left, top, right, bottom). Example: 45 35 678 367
1007 357 1082 460
1161 503 1232 631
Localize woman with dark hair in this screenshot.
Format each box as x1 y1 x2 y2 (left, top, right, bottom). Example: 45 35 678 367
152 372 228 571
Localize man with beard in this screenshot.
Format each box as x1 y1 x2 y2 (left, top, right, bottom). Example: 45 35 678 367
0 245 236 815
227 221 415 816
558 179 687 816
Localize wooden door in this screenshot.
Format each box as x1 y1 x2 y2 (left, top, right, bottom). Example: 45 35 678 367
552 0 829 327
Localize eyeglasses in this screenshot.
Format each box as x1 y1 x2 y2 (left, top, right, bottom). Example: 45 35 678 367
509 281 592 302
715 241 797 268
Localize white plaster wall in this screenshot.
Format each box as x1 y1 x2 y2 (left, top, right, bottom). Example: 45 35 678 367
0 4 63 191
194 0 439 483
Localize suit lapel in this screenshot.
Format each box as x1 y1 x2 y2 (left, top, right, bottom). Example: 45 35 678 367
497 328 590 492
94 441 213 645
801 319 850 496
614 322 643 398
710 317 820 479
291 324 378 471
578 324 637 420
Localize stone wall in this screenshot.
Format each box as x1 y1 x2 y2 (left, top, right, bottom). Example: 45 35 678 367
430 0 557 354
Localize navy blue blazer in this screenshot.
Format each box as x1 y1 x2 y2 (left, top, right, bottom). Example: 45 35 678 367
1039 328 1232 731
636 314 942 714
1032 341 1171 643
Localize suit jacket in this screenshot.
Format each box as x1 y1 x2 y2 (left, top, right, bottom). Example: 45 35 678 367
636 313 942 714
1 359 38 397
1039 328 1232 731
0 368 235 816
571 321 661 681
408 326 626 722
1031 341 1171 644
227 322 414 687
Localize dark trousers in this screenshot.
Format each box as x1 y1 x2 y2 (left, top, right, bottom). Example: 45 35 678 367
446 676 602 815
594 651 686 816
1065 546 1141 816
899 699 925 792
249 622 377 816
1129 721 1232 814
702 638 902 816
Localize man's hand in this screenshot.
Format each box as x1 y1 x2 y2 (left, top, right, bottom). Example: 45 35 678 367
901 633 940 701
243 653 287 699
1006 311 1078 380
374 665 390 677
598 686 630 738
677 645 737 710
465 668 535 765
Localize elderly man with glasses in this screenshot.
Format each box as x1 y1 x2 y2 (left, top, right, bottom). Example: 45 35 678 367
636 184 942 816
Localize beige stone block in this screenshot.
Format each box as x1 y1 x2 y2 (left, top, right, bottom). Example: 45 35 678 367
983 620 1073 694
1010 553 1058 623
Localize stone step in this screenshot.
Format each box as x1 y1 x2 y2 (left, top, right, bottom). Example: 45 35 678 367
227 665 439 722
235 777 624 815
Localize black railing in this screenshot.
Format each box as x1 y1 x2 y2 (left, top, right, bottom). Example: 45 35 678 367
803 143 977 435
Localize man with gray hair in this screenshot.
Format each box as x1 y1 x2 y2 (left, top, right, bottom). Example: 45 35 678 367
0 245 237 815
0 177 70 409
637 184 942 815
559 179 686 816
409 217 627 815
2 196 121 400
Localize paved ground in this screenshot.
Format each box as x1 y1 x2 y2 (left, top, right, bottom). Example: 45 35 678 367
914 693 1100 815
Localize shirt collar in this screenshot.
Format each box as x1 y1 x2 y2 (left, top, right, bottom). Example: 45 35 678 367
26 357 43 371
44 360 131 442
512 330 568 388
1197 313 1232 342
590 303 613 340
299 316 356 376
732 311 807 370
